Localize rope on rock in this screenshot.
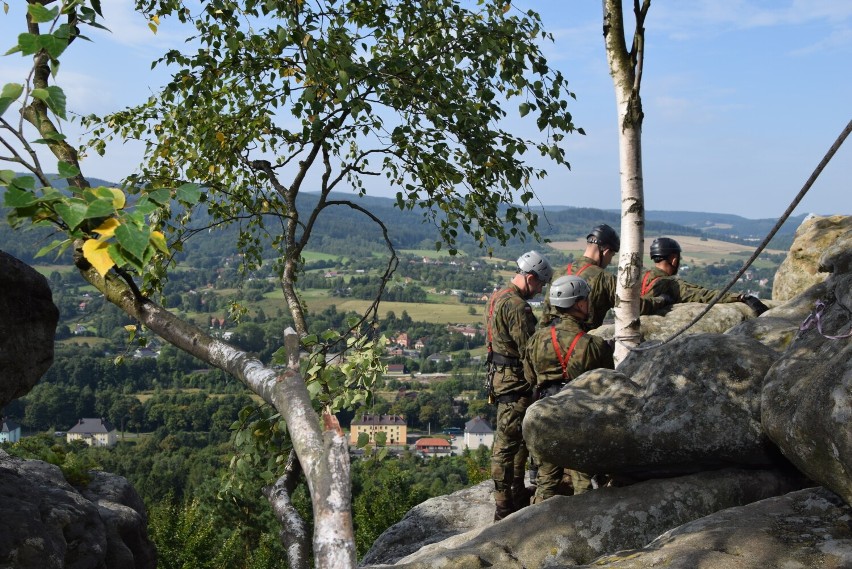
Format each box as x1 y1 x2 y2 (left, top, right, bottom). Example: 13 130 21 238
799 300 852 340
621 117 852 353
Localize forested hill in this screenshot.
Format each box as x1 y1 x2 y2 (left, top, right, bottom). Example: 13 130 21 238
1 176 800 264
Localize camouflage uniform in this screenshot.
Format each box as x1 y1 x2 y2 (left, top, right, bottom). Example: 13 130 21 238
522 313 614 502
639 267 740 304
541 257 667 327
486 283 537 517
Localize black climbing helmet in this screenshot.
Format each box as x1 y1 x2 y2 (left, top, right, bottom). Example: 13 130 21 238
587 224 620 252
650 237 682 261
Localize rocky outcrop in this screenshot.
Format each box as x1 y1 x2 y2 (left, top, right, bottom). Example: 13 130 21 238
591 302 753 343
575 487 852 569
0 450 156 569
523 334 785 478
772 214 852 301
363 469 807 568
762 260 852 505
0 250 59 408
361 481 495 566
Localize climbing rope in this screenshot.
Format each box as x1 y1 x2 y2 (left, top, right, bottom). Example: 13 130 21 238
799 300 852 340
619 117 852 353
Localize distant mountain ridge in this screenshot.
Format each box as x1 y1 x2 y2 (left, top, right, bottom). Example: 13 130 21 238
2 174 801 264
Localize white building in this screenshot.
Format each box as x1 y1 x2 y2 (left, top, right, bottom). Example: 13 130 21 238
463 417 494 450
0 418 21 443
66 418 118 448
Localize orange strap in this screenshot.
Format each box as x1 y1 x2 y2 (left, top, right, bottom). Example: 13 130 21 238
566 262 594 276
549 327 585 380
486 288 513 352
641 271 661 296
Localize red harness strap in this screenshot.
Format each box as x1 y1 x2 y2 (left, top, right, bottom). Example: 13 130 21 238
641 271 661 296
549 327 585 380
486 288 513 353
566 262 594 276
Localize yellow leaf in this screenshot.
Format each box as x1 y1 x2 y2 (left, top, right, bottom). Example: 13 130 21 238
106 188 126 209
150 231 169 254
302 33 311 47
93 218 120 238
503 3 511 13
151 14 160 24
209 164 216 174
124 324 137 332
216 131 226 146
148 22 158 34
82 238 115 277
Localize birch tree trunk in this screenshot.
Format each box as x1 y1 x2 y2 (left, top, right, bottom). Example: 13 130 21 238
603 0 650 364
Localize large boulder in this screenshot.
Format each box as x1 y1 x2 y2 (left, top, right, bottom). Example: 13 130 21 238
726 280 828 351
591 302 752 343
574 487 852 569
363 469 806 569
524 334 785 477
0 450 156 569
0 251 59 408
762 268 852 505
361 481 494 566
772 214 852 301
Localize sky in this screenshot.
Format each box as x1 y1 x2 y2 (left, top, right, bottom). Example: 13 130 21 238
1 0 850 219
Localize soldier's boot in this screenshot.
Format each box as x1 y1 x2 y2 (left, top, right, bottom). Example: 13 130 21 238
494 499 513 521
511 480 531 512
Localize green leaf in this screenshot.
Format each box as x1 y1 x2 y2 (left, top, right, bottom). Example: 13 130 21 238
0 83 23 117
176 183 201 204
146 188 171 205
356 432 370 448
57 161 80 179
27 3 58 23
0 170 15 185
55 201 87 230
84 198 115 219
115 222 151 262
30 86 67 119
15 33 40 56
519 102 530 117
35 238 70 258
3 187 37 208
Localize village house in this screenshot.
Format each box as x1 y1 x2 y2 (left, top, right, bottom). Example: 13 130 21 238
414 437 452 457
66 418 118 448
0 418 21 444
463 417 494 451
349 414 407 446
386 363 408 376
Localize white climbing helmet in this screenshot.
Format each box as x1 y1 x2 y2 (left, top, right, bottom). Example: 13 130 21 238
549 275 590 308
517 250 553 283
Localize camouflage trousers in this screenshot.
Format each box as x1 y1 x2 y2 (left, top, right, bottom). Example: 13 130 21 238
490 396 532 505
533 465 593 503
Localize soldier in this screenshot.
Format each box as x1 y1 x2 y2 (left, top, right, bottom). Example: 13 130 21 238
641 237 769 315
542 224 671 327
485 250 553 520
524 275 614 503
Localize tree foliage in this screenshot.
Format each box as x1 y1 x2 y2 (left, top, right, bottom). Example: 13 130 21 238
2 1 578 565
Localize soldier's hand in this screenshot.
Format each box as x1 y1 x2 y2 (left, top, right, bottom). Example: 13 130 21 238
739 294 769 316
655 294 674 306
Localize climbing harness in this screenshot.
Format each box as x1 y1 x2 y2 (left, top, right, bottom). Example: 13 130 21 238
550 327 585 380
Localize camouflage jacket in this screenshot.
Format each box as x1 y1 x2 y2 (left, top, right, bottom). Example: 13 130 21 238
486 284 537 395
640 266 740 304
541 257 666 328
523 313 614 390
